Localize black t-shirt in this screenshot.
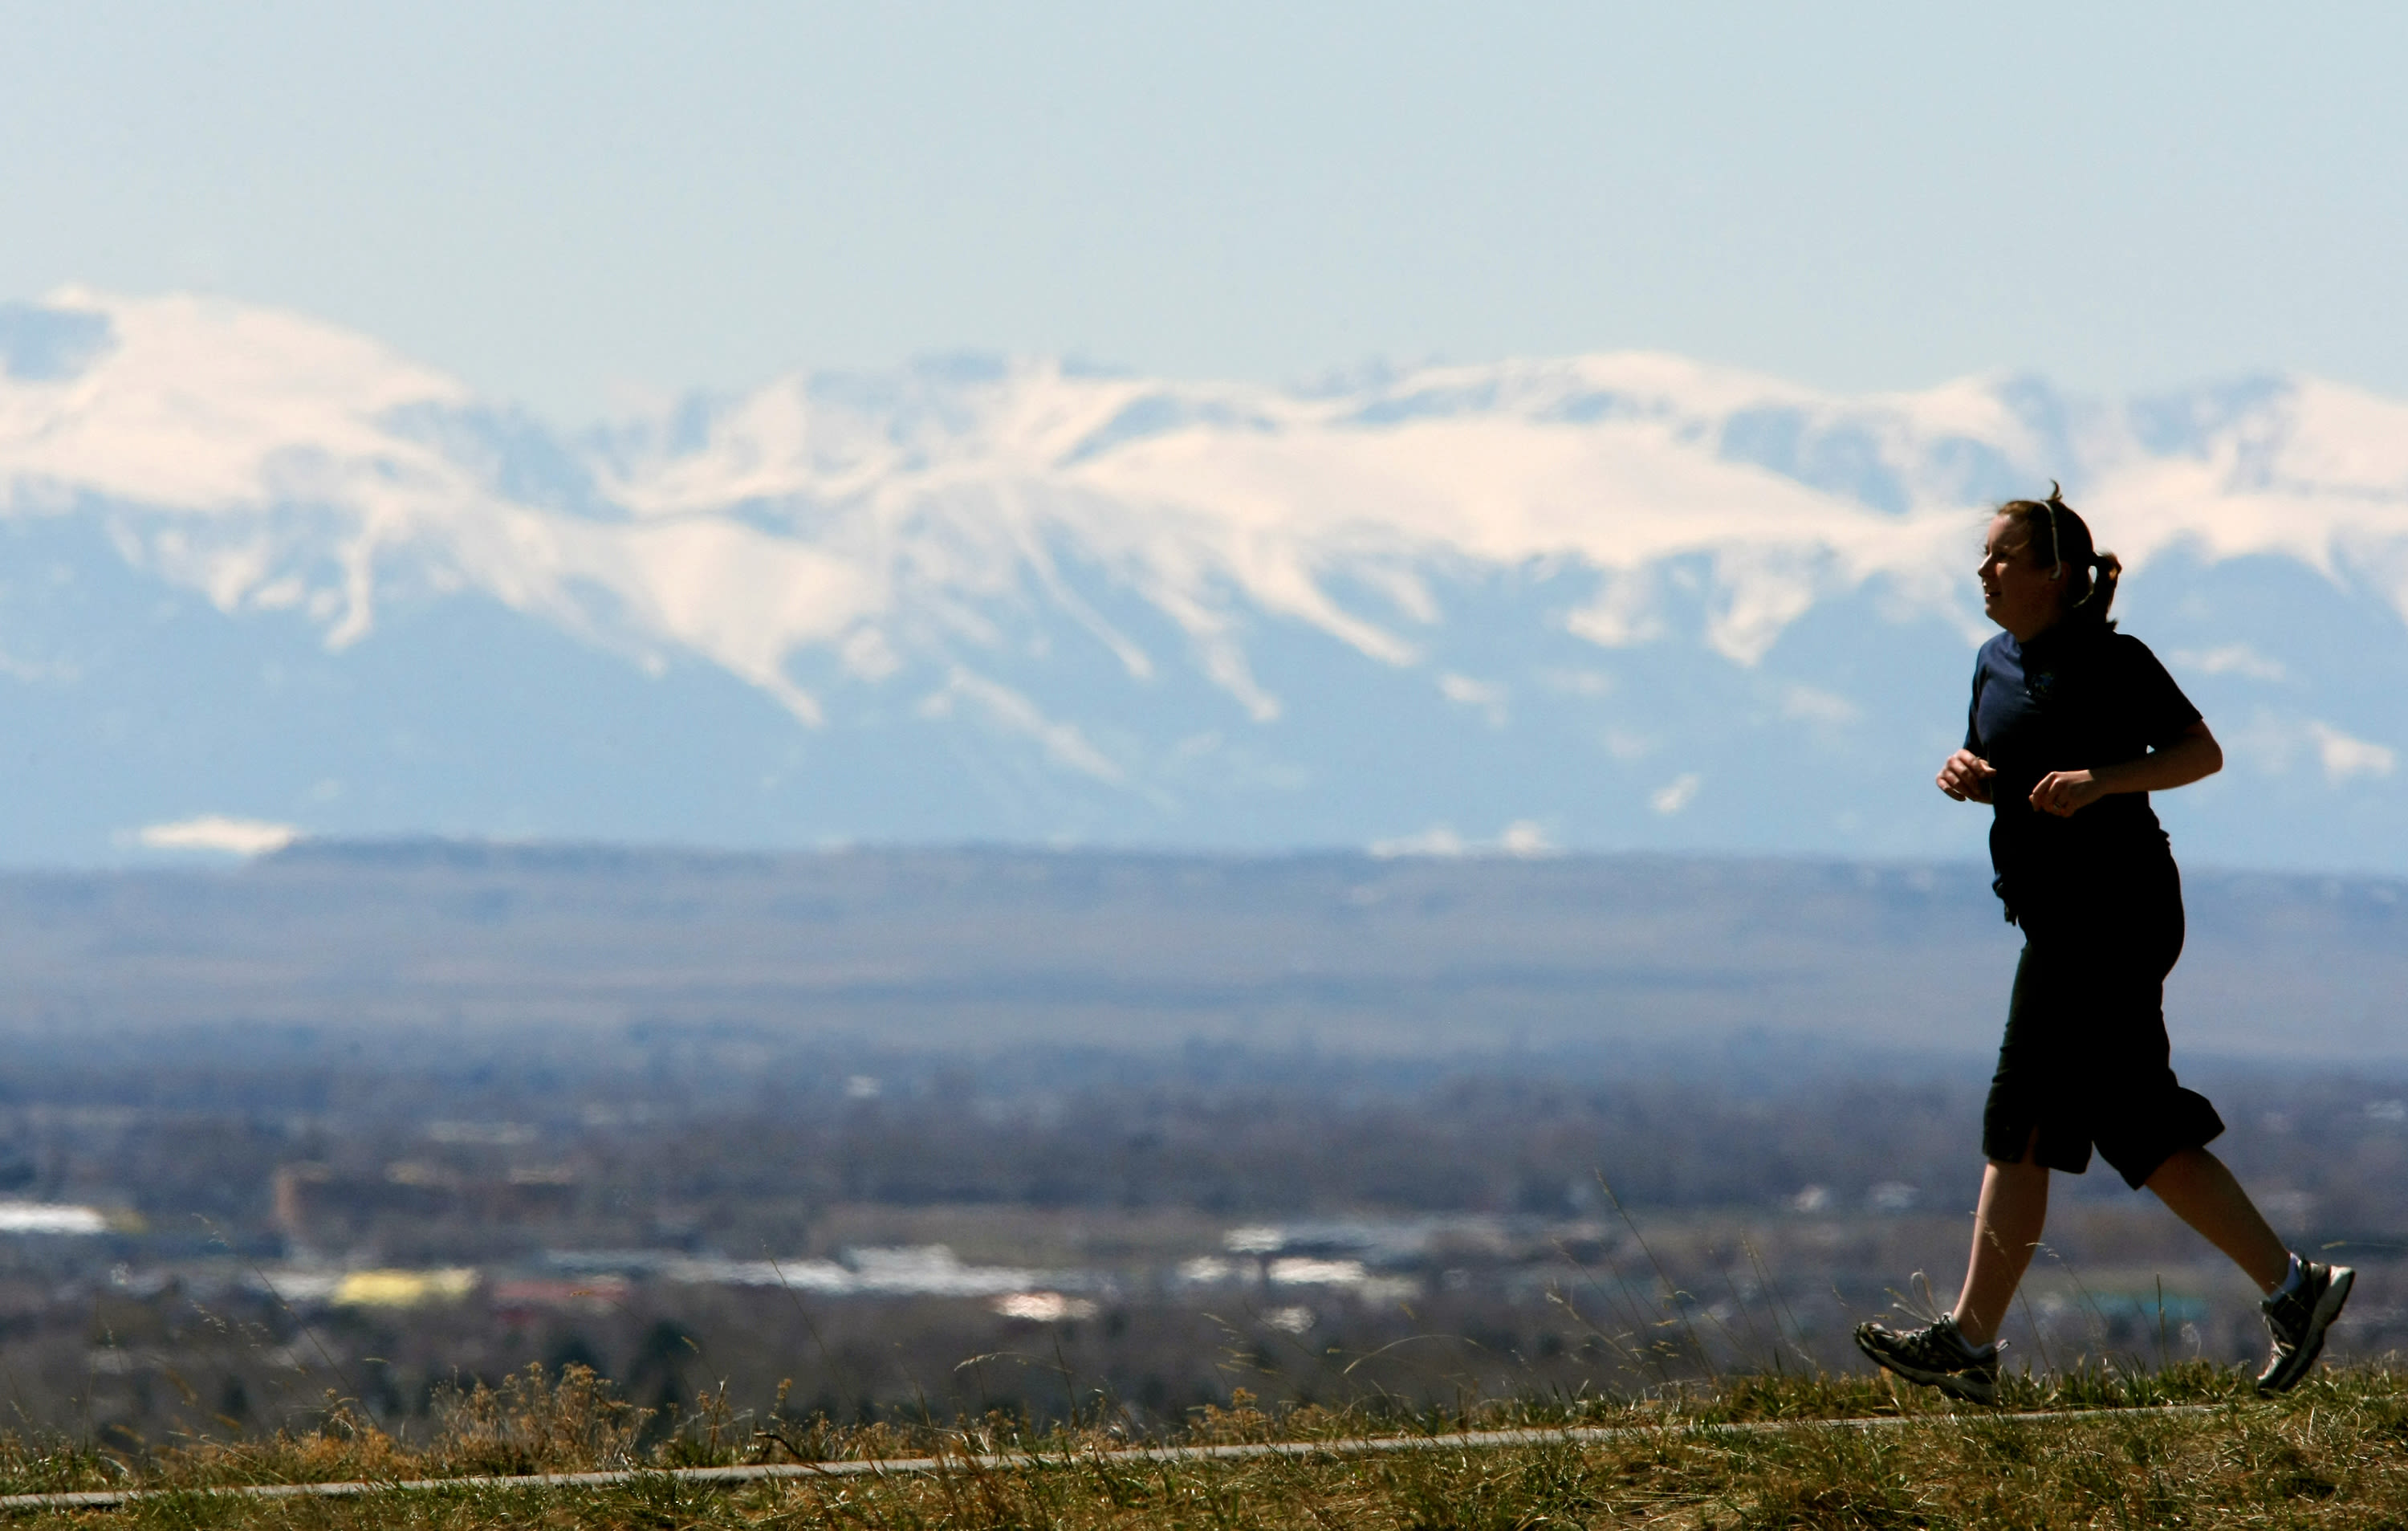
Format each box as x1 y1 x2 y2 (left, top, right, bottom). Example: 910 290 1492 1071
1965 621 2202 919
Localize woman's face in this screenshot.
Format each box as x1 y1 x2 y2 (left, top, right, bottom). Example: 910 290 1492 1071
1979 513 2063 641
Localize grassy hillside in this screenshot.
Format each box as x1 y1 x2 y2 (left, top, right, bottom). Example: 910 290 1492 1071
7 1362 2408 1528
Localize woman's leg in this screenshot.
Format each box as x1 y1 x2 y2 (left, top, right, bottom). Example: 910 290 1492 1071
2145 1146 2291 1293
1952 1132 2048 1348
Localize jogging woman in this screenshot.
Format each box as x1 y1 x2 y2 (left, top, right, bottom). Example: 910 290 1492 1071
1853 485 2351 1403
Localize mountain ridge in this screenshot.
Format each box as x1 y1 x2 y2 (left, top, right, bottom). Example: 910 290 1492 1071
1 288 2403 867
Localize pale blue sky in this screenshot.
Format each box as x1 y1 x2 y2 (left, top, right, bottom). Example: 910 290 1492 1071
5 2 2402 421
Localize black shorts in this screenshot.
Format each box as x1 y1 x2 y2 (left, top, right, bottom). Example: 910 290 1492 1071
1980 867 2224 1189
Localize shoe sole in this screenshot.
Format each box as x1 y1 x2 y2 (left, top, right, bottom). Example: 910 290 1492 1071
2258 1266 2354 1394
1853 1334 1998 1407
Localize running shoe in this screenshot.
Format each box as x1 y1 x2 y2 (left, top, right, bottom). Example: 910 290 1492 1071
2256 1260 2353 1394
1853 1313 1999 1406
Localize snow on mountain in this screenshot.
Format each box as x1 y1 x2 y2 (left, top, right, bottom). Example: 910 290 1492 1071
1 287 2405 869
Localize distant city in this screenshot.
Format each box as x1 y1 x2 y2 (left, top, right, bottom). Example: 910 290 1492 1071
0 844 2398 1439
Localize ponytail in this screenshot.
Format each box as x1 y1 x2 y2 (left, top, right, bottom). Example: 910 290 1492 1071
2081 548 2121 626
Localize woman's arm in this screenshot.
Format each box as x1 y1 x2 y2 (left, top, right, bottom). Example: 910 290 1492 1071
2029 720 2223 818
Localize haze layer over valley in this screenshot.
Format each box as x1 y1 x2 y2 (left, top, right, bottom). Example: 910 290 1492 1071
2 290 2404 868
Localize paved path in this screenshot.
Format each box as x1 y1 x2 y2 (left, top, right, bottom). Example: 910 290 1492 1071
0 1403 2221 1511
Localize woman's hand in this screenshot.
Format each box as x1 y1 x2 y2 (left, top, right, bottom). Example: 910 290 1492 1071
2028 769 2105 817
1937 749 1996 803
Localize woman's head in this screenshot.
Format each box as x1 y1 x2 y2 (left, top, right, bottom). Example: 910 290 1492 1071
1979 482 2121 640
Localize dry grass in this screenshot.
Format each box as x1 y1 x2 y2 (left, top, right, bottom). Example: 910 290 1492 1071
0 1360 2402 1527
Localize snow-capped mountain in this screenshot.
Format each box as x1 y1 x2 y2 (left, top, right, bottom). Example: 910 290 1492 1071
2 288 2405 869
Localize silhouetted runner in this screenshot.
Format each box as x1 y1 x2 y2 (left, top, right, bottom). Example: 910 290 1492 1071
1852 485 2349 1404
